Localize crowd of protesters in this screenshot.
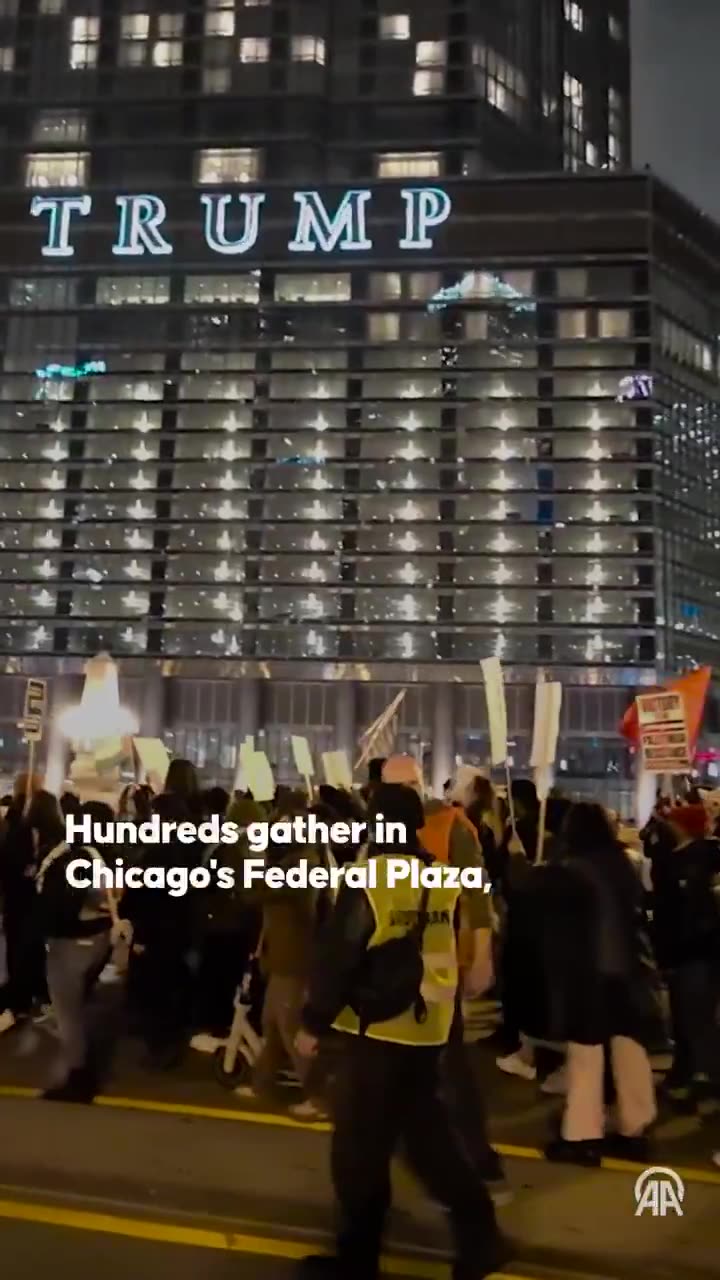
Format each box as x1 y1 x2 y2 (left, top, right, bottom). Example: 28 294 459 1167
0 757 719 1178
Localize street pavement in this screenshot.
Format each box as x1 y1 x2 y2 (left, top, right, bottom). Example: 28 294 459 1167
3 1220 313 1279
0 995 719 1278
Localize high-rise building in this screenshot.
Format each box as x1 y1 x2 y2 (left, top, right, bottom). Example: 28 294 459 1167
5 1 714 809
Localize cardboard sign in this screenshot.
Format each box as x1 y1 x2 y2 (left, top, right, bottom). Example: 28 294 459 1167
244 750 275 803
21 677 47 743
322 750 352 790
291 735 314 778
636 691 690 774
132 737 170 787
480 656 508 767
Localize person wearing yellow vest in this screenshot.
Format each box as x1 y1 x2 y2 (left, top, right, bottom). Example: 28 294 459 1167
380 756 508 1200
294 783 508 1280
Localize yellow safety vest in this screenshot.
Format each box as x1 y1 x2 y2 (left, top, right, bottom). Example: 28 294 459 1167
334 854 460 1047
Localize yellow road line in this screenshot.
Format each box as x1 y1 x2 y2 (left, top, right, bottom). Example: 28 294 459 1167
0 1195 536 1279
1 1085 719 1187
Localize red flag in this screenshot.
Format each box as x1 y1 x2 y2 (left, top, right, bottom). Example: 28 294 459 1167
620 667 712 753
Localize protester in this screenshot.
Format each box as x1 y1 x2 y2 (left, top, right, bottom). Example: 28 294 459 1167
648 804 720 1103
36 799 119 1102
507 801 660 1165
163 758 202 819
493 778 544 1080
118 782 154 822
237 790 328 1120
378 758 506 1199
190 793 264 1052
120 792 198 1068
0 779 51 1034
295 781 508 1279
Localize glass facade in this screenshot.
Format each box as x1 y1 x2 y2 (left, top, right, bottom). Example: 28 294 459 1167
4 1 717 810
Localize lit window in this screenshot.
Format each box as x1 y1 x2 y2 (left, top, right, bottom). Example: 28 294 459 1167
564 1 583 32
413 69 443 96
39 0 64 11
368 313 400 342
291 36 326 64
24 151 88 188
416 40 446 67
197 147 260 183
96 276 171 305
69 15 99 69
274 274 351 303
375 151 441 178
474 43 527 120
598 309 630 339
121 13 150 40
153 39 182 66
239 37 269 62
379 14 409 40
32 110 87 143
205 0 233 38
0 46 14 71
203 67 230 93
242 0 269 5
585 140 599 166
557 308 587 339
185 275 259 304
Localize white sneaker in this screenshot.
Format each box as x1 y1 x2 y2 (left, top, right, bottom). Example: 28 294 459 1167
713 1152 720 1168
0 1009 16 1035
234 1084 259 1100
540 1066 568 1095
496 1051 537 1082
189 1033 226 1054
288 1099 329 1122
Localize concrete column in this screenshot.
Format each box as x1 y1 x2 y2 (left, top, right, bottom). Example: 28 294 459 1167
138 666 166 737
44 672 80 794
336 680 356 761
430 682 455 799
239 677 261 741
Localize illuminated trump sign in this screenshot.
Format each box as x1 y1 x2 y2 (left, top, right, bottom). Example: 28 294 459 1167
29 187 453 259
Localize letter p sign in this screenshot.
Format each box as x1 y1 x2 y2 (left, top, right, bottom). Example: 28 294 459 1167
400 187 452 250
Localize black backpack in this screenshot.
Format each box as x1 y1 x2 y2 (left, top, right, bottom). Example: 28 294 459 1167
349 883 431 1034
36 842 99 937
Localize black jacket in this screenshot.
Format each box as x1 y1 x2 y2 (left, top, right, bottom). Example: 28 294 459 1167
507 844 663 1046
649 836 720 968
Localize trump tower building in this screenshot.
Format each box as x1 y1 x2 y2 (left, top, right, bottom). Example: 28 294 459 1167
0 0 718 804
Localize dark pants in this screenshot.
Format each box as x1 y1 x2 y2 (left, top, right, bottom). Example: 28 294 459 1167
194 926 256 1037
442 1002 503 1182
132 937 190 1059
666 960 720 1085
2 901 48 1016
331 1035 499 1279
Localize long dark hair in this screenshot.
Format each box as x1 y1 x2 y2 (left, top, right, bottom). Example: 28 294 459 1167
559 801 641 900
26 789 65 850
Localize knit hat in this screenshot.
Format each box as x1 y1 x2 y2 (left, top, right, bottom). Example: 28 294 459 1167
668 805 708 841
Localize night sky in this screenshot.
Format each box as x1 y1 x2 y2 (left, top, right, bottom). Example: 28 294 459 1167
632 0 720 220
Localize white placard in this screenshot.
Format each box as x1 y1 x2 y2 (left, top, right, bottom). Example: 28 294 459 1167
322 750 352 790
244 750 275 803
480 656 508 766
530 681 563 770
133 737 170 787
636 691 690 775
291 735 314 778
